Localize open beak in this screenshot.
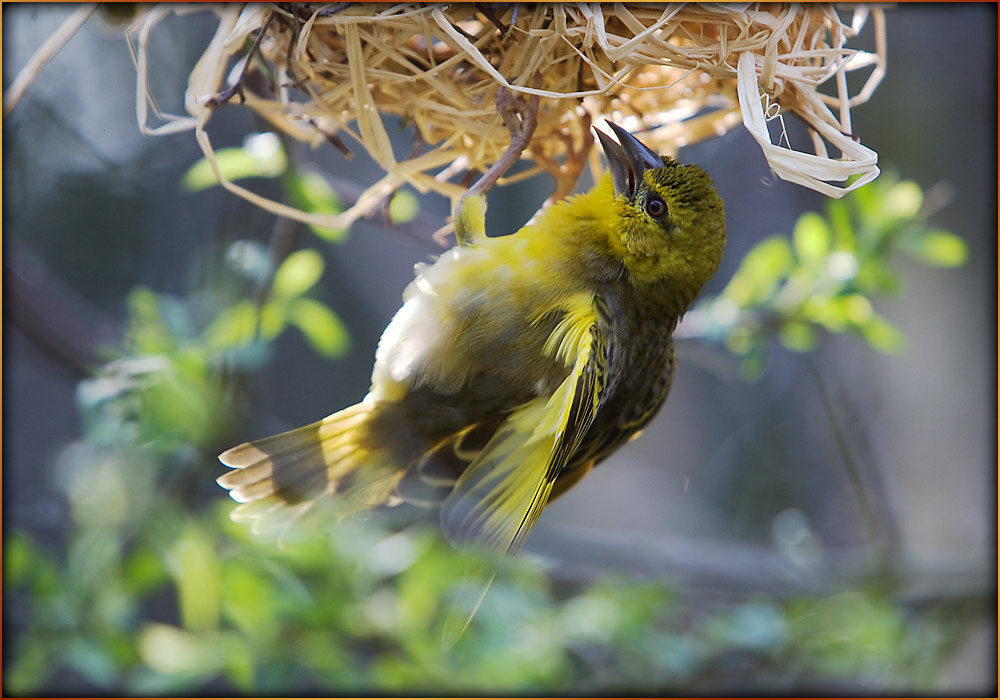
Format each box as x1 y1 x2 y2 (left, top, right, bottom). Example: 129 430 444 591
595 121 663 201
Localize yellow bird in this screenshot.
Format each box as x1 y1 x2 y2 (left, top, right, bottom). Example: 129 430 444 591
218 123 726 556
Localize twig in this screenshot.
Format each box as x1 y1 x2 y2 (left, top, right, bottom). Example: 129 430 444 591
379 133 427 225
205 10 276 108
527 520 989 601
306 118 352 158
4 244 121 377
278 169 444 250
446 17 481 43
506 3 521 36
3 4 98 118
475 3 519 38
809 360 900 559
315 3 352 18
280 2 302 72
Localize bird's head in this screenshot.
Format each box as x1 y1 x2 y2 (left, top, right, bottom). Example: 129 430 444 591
596 122 726 301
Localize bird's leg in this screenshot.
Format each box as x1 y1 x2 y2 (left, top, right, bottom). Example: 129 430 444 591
438 75 539 246
453 193 488 246
466 80 540 197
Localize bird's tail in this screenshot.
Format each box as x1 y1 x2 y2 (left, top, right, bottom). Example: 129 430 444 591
217 400 401 531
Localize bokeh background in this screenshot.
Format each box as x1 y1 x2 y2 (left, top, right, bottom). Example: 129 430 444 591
3 4 995 695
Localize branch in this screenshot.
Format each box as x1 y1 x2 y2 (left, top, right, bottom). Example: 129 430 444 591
4 244 121 377
3 4 97 117
526 521 990 602
315 172 448 249
204 10 276 108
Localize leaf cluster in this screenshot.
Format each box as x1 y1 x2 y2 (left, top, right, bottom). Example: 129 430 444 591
685 175 967 378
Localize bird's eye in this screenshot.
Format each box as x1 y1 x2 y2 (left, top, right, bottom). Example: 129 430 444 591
645 196 667 219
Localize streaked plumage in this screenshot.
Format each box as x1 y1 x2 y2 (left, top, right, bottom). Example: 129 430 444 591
218 123 726 557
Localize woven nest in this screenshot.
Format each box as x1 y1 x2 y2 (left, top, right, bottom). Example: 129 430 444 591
134 3 885 233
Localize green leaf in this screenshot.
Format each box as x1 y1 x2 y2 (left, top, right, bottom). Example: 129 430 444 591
168 526 220 633
793 212 831 265
904 230 968 267
849 176 879 226
856 259 901 295
287 171 347 241
389 190 420 224
4 532 40 587
259 299 287 340
825 197 855 252
778 321 817 352
126 286 172 354
138 623 221 676
4 637 50 696
802 294 873 333
788 592 906 676
288 297 350 358
722 235 794 307
220 634 256 691
182 133 287 192
738 345 766 381
221 567 280 641
203 300 258 351
272 248 325 298
842 294 874 325
861 314 906 353
724 325 757 356
802 296 847 332
124 545 169 595
882 179 923 221
141 370 217 448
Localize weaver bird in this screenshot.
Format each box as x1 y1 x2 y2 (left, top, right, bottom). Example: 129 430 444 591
218 122 726 557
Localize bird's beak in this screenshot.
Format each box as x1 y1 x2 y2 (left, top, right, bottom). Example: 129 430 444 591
595 121 663 201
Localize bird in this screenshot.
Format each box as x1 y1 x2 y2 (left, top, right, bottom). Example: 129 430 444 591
217 122 726 559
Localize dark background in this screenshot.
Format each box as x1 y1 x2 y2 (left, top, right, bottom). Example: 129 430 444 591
4 4 996 691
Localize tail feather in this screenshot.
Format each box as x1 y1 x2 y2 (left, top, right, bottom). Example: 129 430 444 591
227 476 278 503
231 494 289 522
217 401 400 527
230 496 317 541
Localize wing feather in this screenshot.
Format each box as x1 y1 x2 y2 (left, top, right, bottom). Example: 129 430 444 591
440 293 609 554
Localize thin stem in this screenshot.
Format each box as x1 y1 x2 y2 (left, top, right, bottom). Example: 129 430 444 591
809 359 899 559
205 10 276 108
3 4 97 117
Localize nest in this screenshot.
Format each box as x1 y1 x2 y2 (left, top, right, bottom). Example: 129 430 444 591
133 3 885 233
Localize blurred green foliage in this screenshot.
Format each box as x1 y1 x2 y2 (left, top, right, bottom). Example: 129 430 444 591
2 496 964 695
686 173 967 378
182 133 289 192
4 147 974 694
182 132 419 241
207 247 350 360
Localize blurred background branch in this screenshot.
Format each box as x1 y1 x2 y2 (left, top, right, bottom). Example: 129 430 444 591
4 244 121 377
528 522 989 601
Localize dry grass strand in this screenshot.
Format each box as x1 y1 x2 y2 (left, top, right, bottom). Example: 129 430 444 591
137 3 885 231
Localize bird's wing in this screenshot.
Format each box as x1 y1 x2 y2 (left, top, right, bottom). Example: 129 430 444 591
440 292 610 554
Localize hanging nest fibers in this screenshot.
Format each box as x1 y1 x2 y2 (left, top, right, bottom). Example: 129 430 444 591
132 3 885 234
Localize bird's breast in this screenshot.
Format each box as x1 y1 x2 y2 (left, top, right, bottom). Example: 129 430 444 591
594 285 680 431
